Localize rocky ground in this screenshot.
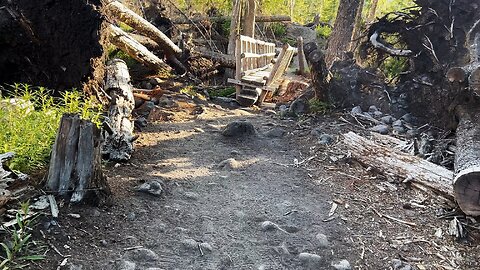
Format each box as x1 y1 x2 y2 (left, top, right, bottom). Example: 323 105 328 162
34 92 480 270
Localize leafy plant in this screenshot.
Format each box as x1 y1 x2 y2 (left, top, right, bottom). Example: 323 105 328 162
380 56 408 83
0 201 45 269
118 22 133 33
0 84 103 172
207 86 235 97
270 23 286 37
308 98 331 114
315 25 332 39
108 48 138 68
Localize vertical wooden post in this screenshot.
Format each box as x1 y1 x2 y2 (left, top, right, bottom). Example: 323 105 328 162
243 0 256 38
226 0 243 81
297 36 308 75
235 36 242 97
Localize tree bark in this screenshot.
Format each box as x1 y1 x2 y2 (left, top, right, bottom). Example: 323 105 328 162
324 0 363 67
297 36 308 75
243 0 256 38
109 25 172 74
171 15 291 24
106 1 186 73
46 114 110 204
307 49 329 100
225 0 243 80
102 59 135 162
453 106 480 215
195 47 236 68
350 0 365 51
343 132 454 202
367 0 379 23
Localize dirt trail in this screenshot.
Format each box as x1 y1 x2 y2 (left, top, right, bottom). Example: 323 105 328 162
41 98 354 270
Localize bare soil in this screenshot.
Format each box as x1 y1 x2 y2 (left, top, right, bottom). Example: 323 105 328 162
37 93 480 270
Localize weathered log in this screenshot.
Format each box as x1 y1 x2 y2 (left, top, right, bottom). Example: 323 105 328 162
109 25 172 74
128 33 160 51
243 0 256 38
171 15 291 24
453 106 480 215
46 114 110 203
195 47 235 68
303 42 318 58
307 49 328 100
226 0 242 80
343 132 454 202
297 36 308 75
103 59 135 162
106 1 181 56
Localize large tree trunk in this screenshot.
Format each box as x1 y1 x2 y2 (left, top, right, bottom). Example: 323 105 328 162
102 59 135 162
324 0 363 67
367 0 379 23
343 132 454 202
243 0 256 38
46 114 110 204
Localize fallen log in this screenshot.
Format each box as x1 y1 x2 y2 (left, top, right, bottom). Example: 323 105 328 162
195 47 235 68
343 132 454 202
109 25 172 74
103 59 135 162
46 114 110 203
453 106 480 215
106 1 185 73
172 15 291 24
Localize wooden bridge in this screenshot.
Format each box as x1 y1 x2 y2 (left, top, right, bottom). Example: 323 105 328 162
228 35 297 106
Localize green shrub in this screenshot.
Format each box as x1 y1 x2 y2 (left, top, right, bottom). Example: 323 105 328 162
381 56 408 83
207 86 235 97
270 23 287 37
315 25 332 39
308 98 331 114
108 48 138 68
0 84 102 173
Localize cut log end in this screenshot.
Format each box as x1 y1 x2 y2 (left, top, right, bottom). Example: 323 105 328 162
446 67 467 83
454 167 480 216
469 66 480 95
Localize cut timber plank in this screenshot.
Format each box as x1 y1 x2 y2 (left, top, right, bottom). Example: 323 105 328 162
343 132 454 202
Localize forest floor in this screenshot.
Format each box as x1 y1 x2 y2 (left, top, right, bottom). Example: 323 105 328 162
37 92 480 270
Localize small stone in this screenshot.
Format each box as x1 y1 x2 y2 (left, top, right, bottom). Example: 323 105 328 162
222 121 256 137
68 264 83 270
217 158 241 170
380 115 395 125
115 260 136 270
288 98 309 116
392 259 402 269
100 239 108 246
127 212 136 221
265 128 286 138
114 163 121 168
400 113 413 123
135 117 148 128
315 233 329 248
392 119 403 127
351 106 363 114
370 124 389 135
182 238 198 250
184 191 199 200
135 179 163 197
91 209 101 217
279 105 288 112
318 134 334 145
124 248 159 262
299 252 322 266
331 259 351 270
230 150 240 156
368 105 378 113
392 125 406 134
135 101 155 118
194 127 205 133
373 110 383 118
260 221 278 231
199 242 213 252
274 242 290 255
30 195 50 210
310 127 323 137
67 213 81 219
406 129 419 138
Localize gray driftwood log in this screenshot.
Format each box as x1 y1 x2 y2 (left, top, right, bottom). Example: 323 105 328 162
108 24 172 74
343 132 454 202
103 59 136 162
453 106 480 215
46 114 110 203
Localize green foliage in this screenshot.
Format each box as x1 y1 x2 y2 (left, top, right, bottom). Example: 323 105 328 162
380 56 408 83
269 23 286 37
216 19 231 37
108 48 138 69
315 25 332 39
0 84 103 173
0 201 45 269
118 22 134 33
308 98 331 114
207 86 235 97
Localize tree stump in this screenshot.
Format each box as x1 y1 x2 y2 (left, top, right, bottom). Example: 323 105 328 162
46 114 110 204
102 59 135 162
